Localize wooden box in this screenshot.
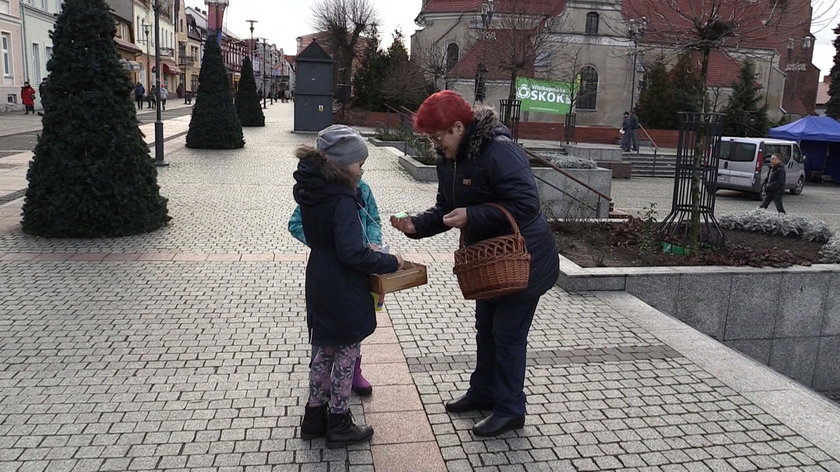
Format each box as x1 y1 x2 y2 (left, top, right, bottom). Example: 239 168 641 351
369 261 428 295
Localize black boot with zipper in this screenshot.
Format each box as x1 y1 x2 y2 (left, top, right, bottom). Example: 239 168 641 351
300 404 328 439
325 411 374 448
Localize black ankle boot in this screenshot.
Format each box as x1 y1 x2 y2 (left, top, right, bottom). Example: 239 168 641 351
325 411 373 448
300 404 328 439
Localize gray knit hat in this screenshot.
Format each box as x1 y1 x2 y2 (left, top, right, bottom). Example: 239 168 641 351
316 125 368 166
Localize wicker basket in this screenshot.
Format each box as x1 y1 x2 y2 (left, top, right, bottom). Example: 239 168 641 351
453 203 531 300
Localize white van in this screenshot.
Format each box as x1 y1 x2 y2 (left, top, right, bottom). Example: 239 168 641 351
715 137 806 198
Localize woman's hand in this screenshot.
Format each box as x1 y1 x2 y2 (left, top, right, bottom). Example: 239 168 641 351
442 208 468 228
390 214 417 234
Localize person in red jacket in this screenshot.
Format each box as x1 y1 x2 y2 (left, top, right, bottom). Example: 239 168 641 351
21 82 36 115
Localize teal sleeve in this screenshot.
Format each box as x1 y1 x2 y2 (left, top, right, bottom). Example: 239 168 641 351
359 180 383 246
288 205 308 246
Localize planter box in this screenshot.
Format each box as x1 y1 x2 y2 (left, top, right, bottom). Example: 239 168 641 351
556 255 840 391
532 167 612 219
390 147 438 182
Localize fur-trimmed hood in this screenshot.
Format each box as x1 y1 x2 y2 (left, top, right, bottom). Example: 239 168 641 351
293 145 358 207
457 106 510 161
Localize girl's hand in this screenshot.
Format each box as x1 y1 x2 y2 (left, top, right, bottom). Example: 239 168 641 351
390 214 416 234
442 208 468 228
395 253 405 269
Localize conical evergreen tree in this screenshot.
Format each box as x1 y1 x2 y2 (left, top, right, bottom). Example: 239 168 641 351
636 57 675 129
722 60 769 136
186 36 245 148
21 0 169 237
826 22 840 120
235 56 264 126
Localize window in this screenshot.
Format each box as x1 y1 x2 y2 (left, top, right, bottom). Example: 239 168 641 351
45 46 52 66
2 34 11 77
445 43 459 71
585 12 599 35
32 43 41 83
577 66 599 110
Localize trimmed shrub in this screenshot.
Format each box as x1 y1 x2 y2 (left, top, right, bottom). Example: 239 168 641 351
819 236 840 263
21 0 169 237
718 209 834 243
537 152 598 169
186 36 245 149
235 56 265 127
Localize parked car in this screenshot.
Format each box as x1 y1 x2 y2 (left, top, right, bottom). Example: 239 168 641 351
715 137 806 199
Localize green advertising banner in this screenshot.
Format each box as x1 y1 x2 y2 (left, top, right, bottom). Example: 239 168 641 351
515 77 574 115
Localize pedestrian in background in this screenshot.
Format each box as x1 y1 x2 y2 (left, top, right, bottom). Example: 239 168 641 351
390 90 559 437
760 153 787 214
21 82 36 115
147 85 156 109
134 82 145 110
159 84 168 111
293 125 404 448
621 110 639 152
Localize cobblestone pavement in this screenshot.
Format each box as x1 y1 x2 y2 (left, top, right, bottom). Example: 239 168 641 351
1 104 840 471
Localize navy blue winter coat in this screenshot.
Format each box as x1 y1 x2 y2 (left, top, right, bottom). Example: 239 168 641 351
410 108 559 298
293 148 400 346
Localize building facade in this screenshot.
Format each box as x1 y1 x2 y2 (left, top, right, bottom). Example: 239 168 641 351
0 0 26 110
411 0 819 127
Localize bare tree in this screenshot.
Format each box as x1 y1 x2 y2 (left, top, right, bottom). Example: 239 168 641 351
311 0 378 93
412 43 449 92
468 1 563 119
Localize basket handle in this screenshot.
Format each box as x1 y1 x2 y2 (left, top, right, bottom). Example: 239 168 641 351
459 203 521 248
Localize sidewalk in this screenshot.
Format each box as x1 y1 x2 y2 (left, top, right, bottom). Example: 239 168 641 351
0 103 839 471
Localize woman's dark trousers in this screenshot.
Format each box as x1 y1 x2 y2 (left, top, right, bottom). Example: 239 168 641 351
467 293 541 418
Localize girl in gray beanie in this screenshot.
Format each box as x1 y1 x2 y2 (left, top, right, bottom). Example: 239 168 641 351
292 125 404 448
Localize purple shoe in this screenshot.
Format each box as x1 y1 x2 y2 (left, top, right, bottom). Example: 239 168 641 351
352 357 372 396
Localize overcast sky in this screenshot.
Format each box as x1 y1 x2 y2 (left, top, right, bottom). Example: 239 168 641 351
185 0 838 77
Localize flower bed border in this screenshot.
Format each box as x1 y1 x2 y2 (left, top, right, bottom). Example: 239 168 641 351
556 255 840 391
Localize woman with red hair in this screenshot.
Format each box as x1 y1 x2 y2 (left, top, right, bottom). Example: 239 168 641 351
391 90 559 437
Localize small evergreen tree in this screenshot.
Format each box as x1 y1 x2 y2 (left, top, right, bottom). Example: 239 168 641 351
352 25 388 110
381 30 429 111
21 0 169 237
636 57 675 129
235 56 265 127
186 36 245 149
826 22 840 120
722 60 769 137
669 53 704 118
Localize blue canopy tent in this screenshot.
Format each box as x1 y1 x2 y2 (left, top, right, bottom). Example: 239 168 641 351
768 116 840 183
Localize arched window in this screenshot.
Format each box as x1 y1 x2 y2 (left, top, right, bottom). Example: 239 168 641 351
445 43 459 71
577 66 598 110
585 12 599 35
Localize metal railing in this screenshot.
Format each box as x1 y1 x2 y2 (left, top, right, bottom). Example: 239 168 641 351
637 123 661 174
523 147 612 218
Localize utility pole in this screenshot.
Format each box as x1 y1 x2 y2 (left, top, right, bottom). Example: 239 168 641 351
246 19 257 63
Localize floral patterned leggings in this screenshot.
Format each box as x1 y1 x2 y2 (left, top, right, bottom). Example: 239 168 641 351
308 342 360 414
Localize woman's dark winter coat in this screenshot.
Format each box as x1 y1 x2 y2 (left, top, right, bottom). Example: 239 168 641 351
293 148 400 346
410 108 559 298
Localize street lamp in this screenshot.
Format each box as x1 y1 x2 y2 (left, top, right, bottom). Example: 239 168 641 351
141 22 152 90
628 17 648 112
151 0 169 167
246 19 257 63
262 38 268 109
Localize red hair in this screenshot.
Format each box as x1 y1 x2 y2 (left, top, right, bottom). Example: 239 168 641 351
413 90 474 134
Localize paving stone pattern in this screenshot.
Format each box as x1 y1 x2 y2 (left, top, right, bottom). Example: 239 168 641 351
1 105 839 471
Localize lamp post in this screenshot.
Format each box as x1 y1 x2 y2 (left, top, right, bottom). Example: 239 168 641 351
246 19 257 63
262 38 268 109
142 22 152 90
628 17 648 112
151 1 168 167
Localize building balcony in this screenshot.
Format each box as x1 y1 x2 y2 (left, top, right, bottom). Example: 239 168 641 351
159 47 175 58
